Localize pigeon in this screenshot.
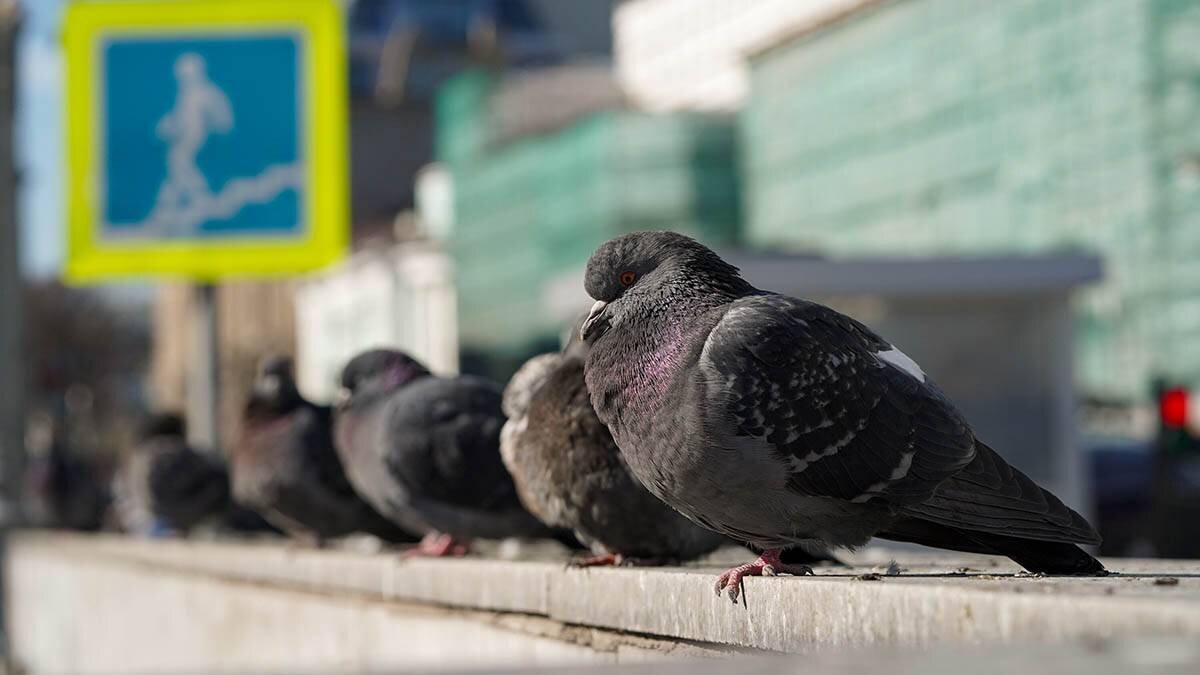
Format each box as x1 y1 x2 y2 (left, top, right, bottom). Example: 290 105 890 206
113 413 232 537
579 231 1105 601
26 438 111 532
233 355 416 545
334 349 551 556
500 338 726 566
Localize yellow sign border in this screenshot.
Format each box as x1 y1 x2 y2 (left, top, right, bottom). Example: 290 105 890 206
64 0 348 282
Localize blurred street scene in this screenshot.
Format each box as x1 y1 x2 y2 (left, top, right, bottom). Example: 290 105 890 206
3 0 1200 672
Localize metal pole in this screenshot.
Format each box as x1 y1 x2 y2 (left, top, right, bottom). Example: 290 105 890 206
0 0 24 655
186 283 220 450
0 0 24 529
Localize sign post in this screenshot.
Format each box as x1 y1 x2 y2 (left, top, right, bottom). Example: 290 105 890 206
64 0 348 448
0 0 22 520
187 284 220 448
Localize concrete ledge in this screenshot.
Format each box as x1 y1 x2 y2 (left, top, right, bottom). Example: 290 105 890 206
7 535 735 675
448 640 1200 675
7 533 1200 672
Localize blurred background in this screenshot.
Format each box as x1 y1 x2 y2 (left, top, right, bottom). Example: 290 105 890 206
3 0 1200 563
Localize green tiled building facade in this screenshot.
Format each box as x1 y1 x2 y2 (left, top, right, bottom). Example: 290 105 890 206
439 73 740 366
742 0 1200 402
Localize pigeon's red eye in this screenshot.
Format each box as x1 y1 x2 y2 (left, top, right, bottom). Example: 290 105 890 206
619 271 636 287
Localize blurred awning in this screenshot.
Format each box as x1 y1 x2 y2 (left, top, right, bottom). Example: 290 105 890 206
542 251 1104 326
719 251 1104 299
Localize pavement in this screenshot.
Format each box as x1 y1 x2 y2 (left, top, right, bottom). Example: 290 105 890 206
427 639 1200 675
10 532 1200 655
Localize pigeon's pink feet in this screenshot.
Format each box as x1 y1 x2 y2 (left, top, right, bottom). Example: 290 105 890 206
405 532 470 558
715 549 814 603
570 553 622 568
569 553 674 568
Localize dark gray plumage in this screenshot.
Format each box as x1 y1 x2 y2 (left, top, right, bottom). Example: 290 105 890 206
580 231 1104 600
114 413 231 536
233 355 415 544
27 433 111 532
500 341 725 565
334 349 549 553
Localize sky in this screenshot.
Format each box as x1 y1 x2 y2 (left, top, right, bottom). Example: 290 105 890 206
16 0 64 278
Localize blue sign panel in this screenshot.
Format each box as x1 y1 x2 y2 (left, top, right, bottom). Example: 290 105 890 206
102 34 305 240
66 0 347 281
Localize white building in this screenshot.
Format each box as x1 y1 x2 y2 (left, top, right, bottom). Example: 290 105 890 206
614 0 868 112
294 240 458 402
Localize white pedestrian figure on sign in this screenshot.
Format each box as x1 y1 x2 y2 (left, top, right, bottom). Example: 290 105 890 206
118 50 304 238
146 53 233 235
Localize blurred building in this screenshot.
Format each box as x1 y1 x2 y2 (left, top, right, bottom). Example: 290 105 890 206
151 0 608 443
439 67 740 375
150 281 297 449
294 227 458 402
345 0 572 235
442 1 878 372
609 0 1200 418
614 0 867 112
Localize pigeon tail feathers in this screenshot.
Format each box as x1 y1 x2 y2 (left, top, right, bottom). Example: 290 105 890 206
878 516 1104 574
900 441 1101 546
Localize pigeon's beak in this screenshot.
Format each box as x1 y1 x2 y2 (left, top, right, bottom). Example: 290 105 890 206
580 300 609 342
334 386 352 407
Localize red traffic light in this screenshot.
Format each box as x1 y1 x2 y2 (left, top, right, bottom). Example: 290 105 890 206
1160 387 1190 429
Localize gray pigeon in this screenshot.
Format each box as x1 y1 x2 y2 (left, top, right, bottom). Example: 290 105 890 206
233 355 416 545
334 349 550 555
500 339 726 565
114 413 231 537
26 423 111 532
579 231 1104 601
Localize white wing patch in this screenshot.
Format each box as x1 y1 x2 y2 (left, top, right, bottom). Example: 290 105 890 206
876 346 926 382
850 450 915 503
787 429 855 473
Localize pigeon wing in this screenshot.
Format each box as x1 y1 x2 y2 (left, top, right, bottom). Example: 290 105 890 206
702 294 977 507
385 377 516 511
298 403 364 501
902 441 1101 544
703 294 1100 546
147 441 230 528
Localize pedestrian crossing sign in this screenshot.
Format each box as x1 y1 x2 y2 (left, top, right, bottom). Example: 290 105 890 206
64 0 348 281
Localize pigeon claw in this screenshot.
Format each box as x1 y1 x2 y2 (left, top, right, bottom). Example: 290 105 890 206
405 532 470 558
714 549 814 604
569 553 677 568
570 553 623 568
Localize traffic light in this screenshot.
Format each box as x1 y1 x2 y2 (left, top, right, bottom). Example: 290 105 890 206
1156 382 1200 456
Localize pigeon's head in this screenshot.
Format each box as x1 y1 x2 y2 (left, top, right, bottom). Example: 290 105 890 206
256 354 295 381
337 349 431 405
140 412 186 442
581 231 747 342
248 354 301 410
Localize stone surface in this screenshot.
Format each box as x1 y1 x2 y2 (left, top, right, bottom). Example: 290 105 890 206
8 547 614 674
548 562 1200 652
433 639 1200 675
7 535 727 675
7 533 1200 672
